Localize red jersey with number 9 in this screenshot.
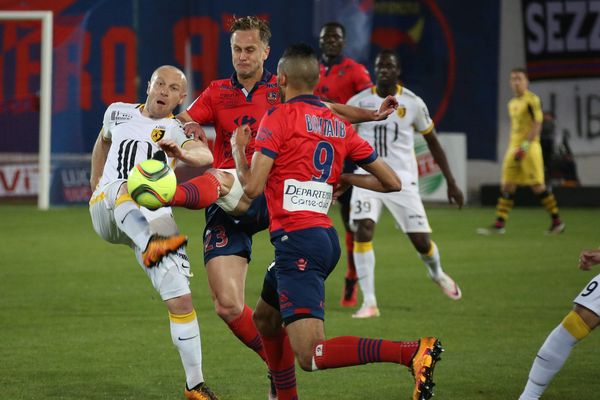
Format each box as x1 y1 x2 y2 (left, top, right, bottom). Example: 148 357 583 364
254 95 376 234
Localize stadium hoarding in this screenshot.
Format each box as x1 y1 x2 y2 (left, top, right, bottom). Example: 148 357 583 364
0 159 92 204
414 132 467 203
530 78 600 155
0 163 38 196
521 0 600 155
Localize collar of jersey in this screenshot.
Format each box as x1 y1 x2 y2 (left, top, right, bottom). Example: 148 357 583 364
286 94 326 107
371 84 403 97
136 103 174 119
230 69 274 89
321 55 344 68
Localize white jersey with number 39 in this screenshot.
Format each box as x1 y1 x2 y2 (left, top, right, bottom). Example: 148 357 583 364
98 102 190 188
347 85 433 192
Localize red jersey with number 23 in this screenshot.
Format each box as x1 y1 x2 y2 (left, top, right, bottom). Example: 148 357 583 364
186 71 280 168
255 95 377 234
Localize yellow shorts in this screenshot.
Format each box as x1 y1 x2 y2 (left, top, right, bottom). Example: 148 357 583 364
501 141 544 186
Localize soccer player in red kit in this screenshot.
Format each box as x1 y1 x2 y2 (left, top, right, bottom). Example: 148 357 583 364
315 22 374 307
314 22 373 104
168 16 398 400
171 18 276 400
231 43 444 400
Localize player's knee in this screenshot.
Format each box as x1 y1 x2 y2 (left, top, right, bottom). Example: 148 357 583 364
252 310 268 333
116 182 128 196
295 350 314 372
355 220 375 241
209 168 234 197
531 184 546 194
213 300 243 322
165 294 194 315
414 240 430 254
408 233 430 254
252 309 278 335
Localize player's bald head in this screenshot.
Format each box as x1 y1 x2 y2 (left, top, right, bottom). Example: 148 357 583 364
150 65 188 93
277 43 320 91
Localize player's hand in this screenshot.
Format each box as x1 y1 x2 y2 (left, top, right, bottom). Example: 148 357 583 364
158 139 183 160
513 140 529 161
372 95 398 121
231 124 252 149
579 249 600 270
333 178 351 203
513 148 526 161
90 175 100 191
447 182 464 209
183 121 207 143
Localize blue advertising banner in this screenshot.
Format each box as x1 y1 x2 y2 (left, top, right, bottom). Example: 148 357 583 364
368 0 500 160
0 0 500 204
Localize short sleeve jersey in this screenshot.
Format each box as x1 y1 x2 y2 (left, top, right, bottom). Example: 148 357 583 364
347 85 434 192
314 56 373 104
255 95 377 234
186 71 280 168
99 102 190 188
508 89 543 147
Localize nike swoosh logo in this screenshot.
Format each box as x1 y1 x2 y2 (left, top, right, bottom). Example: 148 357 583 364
115 121 126 125
181 263 190 269
178 335 198 341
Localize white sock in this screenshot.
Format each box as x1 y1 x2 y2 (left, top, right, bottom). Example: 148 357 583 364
354 241 376 307
419 241 443 280
170 310 204 389
113 198 152 250
519 324 577 400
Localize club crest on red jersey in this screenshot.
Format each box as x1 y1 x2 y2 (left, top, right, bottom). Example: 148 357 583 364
256 126 273 142
267 90 280 105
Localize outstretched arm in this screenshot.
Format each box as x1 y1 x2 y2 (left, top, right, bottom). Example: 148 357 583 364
340 157 401 193
158 139 213 168
90 129 110 190
325 95 398 123
423 130 464 208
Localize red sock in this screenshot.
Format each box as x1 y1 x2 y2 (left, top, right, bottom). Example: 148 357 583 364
226 304 267 363
345 231 357 280
170 173 220 209
262 330 297 400
313 336 419 369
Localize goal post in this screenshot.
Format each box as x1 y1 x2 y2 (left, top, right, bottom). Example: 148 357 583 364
0 11 53 210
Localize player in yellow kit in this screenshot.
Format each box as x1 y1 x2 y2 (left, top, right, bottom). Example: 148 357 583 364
478 68 564 235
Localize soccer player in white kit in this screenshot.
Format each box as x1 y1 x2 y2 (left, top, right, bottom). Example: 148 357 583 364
519 247 600 399
346 50 464 318
88 66 218 399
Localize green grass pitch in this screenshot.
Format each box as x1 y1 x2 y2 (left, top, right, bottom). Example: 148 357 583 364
1 204 598 399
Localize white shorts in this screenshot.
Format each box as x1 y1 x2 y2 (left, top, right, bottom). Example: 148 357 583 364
215 168 244 213
573 272 600 316
89 179 192 301
349 186 431 233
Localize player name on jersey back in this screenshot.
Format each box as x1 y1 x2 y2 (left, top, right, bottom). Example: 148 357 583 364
305 114 347 138
283 179 333 214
